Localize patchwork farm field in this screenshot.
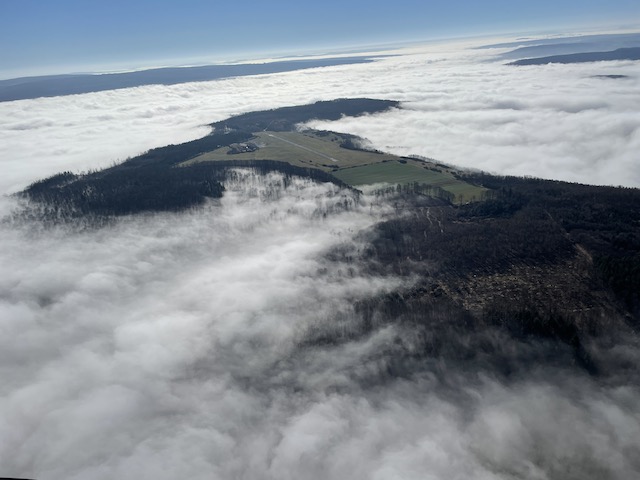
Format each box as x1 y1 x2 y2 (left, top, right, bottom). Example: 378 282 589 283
184 130 486 202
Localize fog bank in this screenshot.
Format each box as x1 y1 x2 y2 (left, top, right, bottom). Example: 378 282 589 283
1 172 639 479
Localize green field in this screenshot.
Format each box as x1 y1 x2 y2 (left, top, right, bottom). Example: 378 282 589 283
184 131 399 170
334 160 486 203
183 130 486 203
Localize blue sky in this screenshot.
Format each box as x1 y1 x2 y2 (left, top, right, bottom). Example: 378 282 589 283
1 0 639 78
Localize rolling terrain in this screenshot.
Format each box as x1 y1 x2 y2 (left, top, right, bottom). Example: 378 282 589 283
14 98 640 334
5 97 640 479
185 129 485 203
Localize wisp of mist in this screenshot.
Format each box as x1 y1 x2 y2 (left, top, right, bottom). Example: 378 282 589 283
1 170 639 479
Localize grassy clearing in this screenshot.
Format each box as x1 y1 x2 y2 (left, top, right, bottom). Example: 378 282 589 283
333 160 487 203
183 131 398 171
183 130 486 202
334 160 443 185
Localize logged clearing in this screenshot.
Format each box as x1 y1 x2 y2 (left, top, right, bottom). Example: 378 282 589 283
183 130 486 202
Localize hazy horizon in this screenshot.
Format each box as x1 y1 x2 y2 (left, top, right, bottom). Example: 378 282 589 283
1 0 639 80
2 27 640 81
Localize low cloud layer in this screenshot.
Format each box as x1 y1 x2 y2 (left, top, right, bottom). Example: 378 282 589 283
1 173 639 479
2 35 640 479
307 53 640 188
1 37 639 196
0 174 395 478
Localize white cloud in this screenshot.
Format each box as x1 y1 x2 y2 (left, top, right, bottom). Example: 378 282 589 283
0 174 398 478
308 57 640 187
1 173 639 478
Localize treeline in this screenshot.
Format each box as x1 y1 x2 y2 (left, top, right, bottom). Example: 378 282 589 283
105 98 399 169
311 172 640 379
367 172 640 299
366 197 574 275
303 272 612 382
16 98 400 220
211 98 399 132
18 159 352 222
16 128 253 220
460 172 640 318
21 164 226 218
208 160 352 190
370 182 456 204
115 130 253 169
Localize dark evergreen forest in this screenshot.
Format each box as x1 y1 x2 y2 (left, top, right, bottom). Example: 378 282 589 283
320 173 640 381
17 99 390 218
12 98 640 384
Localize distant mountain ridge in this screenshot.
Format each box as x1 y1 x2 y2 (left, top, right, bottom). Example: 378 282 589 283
508 47 640 65
0 56 376 102
478 32 640 51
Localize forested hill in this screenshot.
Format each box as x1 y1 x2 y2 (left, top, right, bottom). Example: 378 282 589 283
14 99 396 218
508 47 640 65
9 97 640 379
333 175 640 378
367 174 640 322
211 98 400 132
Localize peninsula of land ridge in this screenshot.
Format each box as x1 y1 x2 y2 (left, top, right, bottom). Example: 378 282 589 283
10 97 640 382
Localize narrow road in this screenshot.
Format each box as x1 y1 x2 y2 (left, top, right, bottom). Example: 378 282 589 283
266 133 338 163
